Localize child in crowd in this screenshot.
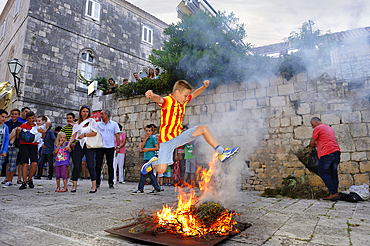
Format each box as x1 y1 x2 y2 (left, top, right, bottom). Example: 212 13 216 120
10 115 50 145
163 165 172 186
35 125 56 180
141 80 239 176
54 132 70 192
133 125 161 194
0 110 10 178
18 111 44 189
113 124 126 184
183 139 197 187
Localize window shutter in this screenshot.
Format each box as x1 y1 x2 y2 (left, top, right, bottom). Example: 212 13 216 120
14 0 20 16
1 21 6 38
93 1 100 20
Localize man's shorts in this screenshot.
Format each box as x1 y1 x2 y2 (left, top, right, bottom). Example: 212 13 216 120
157 126 197 166
185 158 196 173
19 144 38 164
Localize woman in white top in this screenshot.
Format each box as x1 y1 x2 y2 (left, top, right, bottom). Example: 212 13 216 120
66 106 98 193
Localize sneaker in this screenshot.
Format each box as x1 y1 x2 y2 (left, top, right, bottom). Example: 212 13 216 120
149 189 161 194
160 186 164 191
218 146 240 162
132 189 144 194
141 156 157 175
119 181 126 184
1 179 8 184
3 181 13 187
109 184 114 189
19 182 27 190
27 179 34 188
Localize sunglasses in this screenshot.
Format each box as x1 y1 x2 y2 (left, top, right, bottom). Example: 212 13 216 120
81 105 90 109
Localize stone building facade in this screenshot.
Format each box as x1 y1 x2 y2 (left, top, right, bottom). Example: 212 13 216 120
91 73 370 191
0 0 167 122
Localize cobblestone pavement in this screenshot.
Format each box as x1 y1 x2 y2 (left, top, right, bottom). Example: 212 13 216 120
1 179 369 246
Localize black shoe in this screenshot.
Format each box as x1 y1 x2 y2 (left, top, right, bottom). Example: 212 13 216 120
109 184 114 189
150 189 161 194
19 182 27 190
34 176 41 180
46 177 52 180
97 184 100 188
132 189 144 194
17 180 23 184
89 189 97 193
27 179 34 188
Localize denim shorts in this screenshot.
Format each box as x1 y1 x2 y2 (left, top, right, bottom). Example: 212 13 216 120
157 126 197 166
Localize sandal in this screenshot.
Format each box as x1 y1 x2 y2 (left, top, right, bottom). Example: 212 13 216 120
60 187 68 192
55 187 60 192
71 188 77 192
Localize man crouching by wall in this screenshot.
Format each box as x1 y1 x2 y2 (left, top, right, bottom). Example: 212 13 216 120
309 117 341 201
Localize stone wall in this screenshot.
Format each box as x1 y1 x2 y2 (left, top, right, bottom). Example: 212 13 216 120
0 0 168 123
92 73 370 191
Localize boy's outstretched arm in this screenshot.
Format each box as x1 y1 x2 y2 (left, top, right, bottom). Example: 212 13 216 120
45 116 51 129
191 80 209 99
146 90 164 105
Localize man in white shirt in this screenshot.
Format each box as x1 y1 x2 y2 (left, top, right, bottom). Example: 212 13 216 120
95 110 120 188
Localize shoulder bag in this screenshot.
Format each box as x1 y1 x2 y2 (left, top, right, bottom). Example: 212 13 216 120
85 119 103 149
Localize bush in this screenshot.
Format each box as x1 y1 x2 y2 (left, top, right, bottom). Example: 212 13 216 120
114 72 173 99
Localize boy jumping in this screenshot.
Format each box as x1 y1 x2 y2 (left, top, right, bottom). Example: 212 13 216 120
141 80 239 175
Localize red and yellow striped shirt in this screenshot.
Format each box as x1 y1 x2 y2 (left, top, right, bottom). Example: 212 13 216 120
158 94 192 143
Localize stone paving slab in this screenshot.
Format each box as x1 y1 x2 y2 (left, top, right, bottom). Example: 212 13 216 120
1 179 370 246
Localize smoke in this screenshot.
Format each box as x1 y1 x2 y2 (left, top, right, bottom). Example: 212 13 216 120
191 95 267 207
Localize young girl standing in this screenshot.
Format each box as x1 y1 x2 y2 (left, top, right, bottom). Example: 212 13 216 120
54 132 71 192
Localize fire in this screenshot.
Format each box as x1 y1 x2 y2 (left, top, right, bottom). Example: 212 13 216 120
155 153 238 237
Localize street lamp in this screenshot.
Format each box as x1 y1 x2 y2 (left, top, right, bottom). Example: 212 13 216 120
8 58 23 97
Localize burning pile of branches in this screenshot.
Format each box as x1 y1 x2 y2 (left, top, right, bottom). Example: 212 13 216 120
128 153 239 239
128 201 238 238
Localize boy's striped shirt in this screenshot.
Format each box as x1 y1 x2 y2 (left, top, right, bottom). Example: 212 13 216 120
60 124 73 141
158 94 192 143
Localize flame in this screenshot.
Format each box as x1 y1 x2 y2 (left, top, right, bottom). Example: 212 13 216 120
155 153 238 237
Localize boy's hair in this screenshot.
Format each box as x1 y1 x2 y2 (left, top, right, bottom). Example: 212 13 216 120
173 80 193 94
55 126 62 132
26 111 35 118
123 78 128 82
56 132 67 147
37 115 46 121
67 112 75 119
21 107 30 112
0 109 8 116
155 68 160 72
10 108 20 115
182 125 188 130
145 124 153 130
149 123 157 129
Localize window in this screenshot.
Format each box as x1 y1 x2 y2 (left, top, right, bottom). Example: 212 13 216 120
78 51 95 89
142 25 153 45
85 0 100 21
14 0 20 16
1 21 6 39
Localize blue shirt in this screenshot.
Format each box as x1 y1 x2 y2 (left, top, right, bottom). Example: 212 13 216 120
41 131 56 155
0 124 9 154
17 116 27 124
97 120 120 148
143 135 157 160
5 119 22 148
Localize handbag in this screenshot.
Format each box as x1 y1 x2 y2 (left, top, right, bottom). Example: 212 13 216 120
85 130 103 148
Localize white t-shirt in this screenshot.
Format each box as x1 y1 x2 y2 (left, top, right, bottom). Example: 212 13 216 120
31 123 47 143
